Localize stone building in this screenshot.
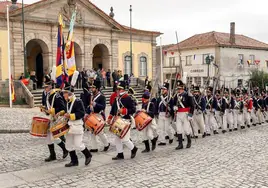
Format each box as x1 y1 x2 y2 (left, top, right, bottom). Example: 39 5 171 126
0 0 160 86
158 23 268 88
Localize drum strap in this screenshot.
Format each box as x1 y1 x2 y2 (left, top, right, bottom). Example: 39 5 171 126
67 96 76 114
93 93 101 102
46 93 56 110
146 102 151 112
159 95 168 108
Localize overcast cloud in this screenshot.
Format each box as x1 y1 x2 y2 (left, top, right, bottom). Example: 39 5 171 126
18 0 268 45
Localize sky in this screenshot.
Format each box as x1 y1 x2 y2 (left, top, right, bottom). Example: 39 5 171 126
17 0 268 45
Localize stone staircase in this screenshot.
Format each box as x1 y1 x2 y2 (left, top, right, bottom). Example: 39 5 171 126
31 85 144 107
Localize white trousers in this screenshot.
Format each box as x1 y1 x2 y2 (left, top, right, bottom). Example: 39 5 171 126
243 109 251 126
176 112 191 135
114 119 135 153
65 133 86 151
251 109 259 125
193 111 205 135
233 109 243 128
256 110 265 123
158 112 174 143
46 131 61 145
89 131 109 150
215 111 227 130
204 110 218 134
226 110 234 130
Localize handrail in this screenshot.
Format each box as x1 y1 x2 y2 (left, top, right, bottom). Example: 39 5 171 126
17 81 34 108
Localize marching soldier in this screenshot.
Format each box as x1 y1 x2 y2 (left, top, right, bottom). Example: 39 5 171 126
224 89 235 132
140 92 158 152
204 87 218 135
128 87 138 107
86 80 110 152
192 86 206 138
107 80 138 160
233 90 244 130
41 83 68 162
62 83 92 167
156 82 174 145
215 90 227 134
256 94 265 125
243 92 253 129
173 80 194 150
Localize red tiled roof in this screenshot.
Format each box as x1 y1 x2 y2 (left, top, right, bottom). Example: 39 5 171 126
0 0 161 36
0 1 24 13
167 31 268 51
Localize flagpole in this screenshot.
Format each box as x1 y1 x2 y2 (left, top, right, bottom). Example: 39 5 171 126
160 36 163 84
7 5 12 108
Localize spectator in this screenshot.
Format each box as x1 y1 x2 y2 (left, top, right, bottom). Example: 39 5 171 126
145 76 149 88
101 68 106 89
112 69 118 86
76 68 82 89
106 69 111 87
30 71 38 90
118 70 123 80
19 73 24 80
81 68 88 88
43 71 51 84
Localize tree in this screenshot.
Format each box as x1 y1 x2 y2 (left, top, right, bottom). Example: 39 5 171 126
248 69 268 90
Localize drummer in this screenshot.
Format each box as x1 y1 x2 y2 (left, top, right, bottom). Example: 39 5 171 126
86 79 110 152
140 91 158 153
107 80 138 160
62 83 92 167
41 82 68 162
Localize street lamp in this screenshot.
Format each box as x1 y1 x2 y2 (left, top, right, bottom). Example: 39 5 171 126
205 55 214 85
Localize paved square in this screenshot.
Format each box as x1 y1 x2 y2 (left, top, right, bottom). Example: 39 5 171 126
1 107 268 188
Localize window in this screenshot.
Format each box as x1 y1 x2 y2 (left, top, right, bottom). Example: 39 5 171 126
186 56 192 66
203 54 209 64
250 55 255 65
169 57 175 67
124 56 131 76
139 56 147 77
187 77 193 84
238 54 244 65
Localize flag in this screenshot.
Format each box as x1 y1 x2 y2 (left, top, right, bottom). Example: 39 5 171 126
11 75 15 102
62 36 69 84
66 10 77 76
55 14 68 88
66 41 76 76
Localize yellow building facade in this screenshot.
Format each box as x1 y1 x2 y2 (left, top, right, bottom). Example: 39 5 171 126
0 0 160 85
0 29 8 80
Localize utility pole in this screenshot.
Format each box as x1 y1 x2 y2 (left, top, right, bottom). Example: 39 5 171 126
129 5 132 75
22 0 27 77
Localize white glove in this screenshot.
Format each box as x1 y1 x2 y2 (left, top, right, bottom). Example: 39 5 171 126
173 106 178 111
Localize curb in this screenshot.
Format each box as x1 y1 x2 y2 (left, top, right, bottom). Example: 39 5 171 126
0 129 29 134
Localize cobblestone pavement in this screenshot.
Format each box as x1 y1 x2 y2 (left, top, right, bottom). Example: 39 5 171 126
1 108 268 187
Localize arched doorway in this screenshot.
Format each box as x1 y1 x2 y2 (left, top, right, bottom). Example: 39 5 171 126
26 39 49 88
92 44 109 71
74 42 82 70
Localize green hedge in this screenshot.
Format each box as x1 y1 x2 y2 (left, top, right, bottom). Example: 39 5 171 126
0 97 27 105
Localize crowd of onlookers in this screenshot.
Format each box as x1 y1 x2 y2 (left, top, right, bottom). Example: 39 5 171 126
19 68 135 90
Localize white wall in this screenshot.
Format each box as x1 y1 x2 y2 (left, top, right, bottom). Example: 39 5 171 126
219 47 268 87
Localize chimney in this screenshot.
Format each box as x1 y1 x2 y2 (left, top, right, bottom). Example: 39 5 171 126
109 7 115 19
230 22 235 44
10 0 18 11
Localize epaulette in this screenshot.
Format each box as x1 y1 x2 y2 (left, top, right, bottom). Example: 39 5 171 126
121 93 129 99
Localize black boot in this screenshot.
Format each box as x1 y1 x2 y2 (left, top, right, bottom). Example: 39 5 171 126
141 140 150 153
59 135 66 143
65 151 79 167
175 134 183 150
131 146 138 159
58 141 68 159
90 149 98 152
202 132 206 138
151 137 157 151
112 153 124 160
186 134 192 149
81 147 92 166
45 144 56 162
103 143 110 152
